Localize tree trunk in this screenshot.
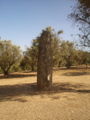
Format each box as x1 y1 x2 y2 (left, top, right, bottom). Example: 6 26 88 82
4 70 9 77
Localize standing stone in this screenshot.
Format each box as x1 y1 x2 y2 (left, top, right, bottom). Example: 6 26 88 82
37 27 53 90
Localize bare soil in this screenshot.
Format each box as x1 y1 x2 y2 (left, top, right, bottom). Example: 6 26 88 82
0 69 90 120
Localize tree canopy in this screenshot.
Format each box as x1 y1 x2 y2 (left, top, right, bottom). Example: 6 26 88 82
0 40 22 76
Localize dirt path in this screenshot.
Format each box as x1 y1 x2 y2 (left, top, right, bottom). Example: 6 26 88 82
0 69 90 120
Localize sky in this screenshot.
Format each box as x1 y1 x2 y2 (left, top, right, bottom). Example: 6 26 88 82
0 0 78 50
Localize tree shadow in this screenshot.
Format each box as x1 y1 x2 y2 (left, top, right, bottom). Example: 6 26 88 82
0 82 90 102
0 73 37 79
62 71 90 76
52 83 90 93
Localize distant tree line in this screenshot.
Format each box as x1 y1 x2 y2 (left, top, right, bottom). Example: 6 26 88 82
0 27 90 77
21 36 90 71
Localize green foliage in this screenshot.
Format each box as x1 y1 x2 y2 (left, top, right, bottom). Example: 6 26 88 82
0 40 22 76
76 50 90 66
0 27 89 76
20 39 38 71
21 27 62 71
58 41 77 68
20 27 90 71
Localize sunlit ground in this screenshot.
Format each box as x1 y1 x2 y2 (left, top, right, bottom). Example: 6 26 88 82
0 69 90 120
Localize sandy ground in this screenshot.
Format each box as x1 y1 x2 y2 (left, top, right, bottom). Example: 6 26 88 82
0 69 90 120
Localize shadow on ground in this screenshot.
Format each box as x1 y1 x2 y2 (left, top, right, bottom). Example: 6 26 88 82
0 82 90 102
62 71 90 76
0 73 37 79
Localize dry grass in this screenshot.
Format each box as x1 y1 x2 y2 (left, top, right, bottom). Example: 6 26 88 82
0 69 90 120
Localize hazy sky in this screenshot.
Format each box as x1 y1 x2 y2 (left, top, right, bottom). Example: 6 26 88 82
0 0 77 50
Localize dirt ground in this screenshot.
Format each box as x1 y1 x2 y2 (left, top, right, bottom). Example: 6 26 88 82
0 69 90 120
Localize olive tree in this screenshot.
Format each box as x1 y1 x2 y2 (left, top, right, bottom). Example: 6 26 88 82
59 41 77 68
0 40 22 76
